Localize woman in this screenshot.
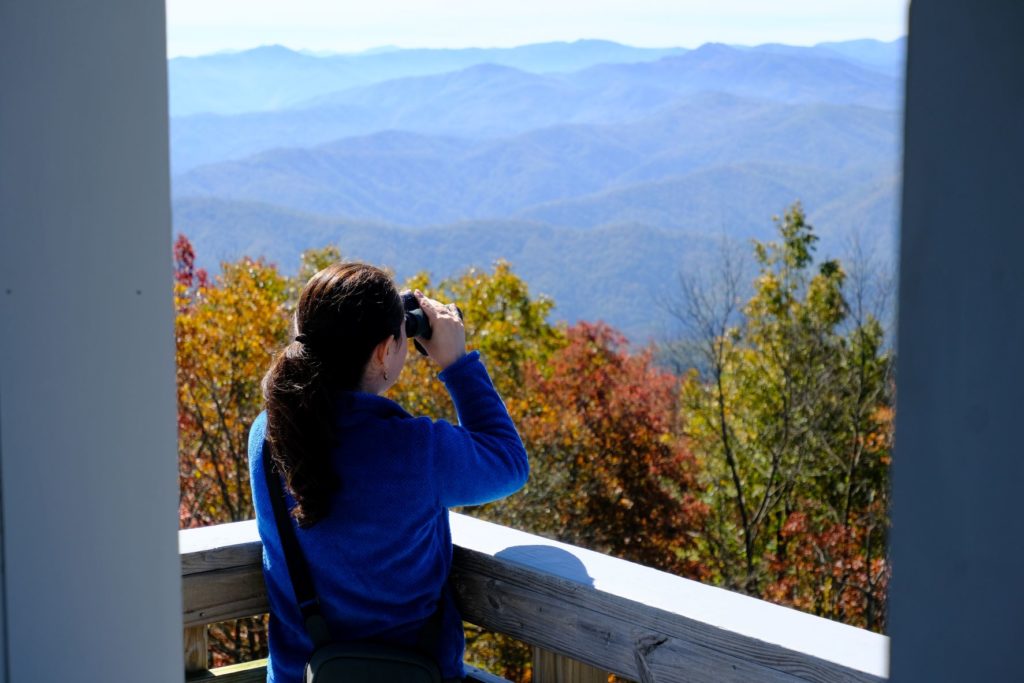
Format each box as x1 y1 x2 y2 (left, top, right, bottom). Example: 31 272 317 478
248 262 529 682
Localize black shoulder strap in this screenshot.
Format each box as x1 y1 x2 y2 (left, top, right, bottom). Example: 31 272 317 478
262 439 446 654
262 440 332 647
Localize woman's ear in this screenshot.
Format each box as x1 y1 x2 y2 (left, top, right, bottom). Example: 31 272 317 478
385 333 403 360
372 336 390 367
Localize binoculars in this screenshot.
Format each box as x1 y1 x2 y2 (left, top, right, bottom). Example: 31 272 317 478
401 291 462 356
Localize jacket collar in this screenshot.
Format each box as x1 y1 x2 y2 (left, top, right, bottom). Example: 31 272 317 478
335 391 411 426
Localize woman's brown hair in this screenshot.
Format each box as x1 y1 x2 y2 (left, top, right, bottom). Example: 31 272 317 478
262 262 404 527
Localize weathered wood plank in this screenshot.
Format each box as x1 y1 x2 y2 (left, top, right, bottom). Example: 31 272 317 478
182 564 267 627
448 514 888 683
179 513 889 682
180 520 262 576
184 626 208 673
533 647 608 683
453 546 801 683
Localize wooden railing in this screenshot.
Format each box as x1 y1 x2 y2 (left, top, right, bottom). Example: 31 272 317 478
180 513 889 682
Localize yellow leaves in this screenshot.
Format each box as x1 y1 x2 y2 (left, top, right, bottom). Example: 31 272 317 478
177 252 290 527
390 262 565 407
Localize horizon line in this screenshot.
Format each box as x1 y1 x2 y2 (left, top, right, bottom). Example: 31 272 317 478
167 35 907 60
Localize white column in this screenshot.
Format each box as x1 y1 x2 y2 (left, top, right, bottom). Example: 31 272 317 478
893 1 1024 680
0 1 181 681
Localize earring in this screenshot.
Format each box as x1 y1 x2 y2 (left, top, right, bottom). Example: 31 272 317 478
383 370 389 382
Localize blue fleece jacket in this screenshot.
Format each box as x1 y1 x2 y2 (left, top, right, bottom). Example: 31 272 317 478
248 351 529 682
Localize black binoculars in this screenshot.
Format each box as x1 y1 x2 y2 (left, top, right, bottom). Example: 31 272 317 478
401 291 462 356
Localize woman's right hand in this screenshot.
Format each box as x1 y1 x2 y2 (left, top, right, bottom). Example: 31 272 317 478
413 290 466 370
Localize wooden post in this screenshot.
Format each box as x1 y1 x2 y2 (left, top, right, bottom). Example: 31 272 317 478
533 646 607 683
184 625 209 675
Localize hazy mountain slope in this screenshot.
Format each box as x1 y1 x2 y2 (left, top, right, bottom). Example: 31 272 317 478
171 66 603 172
609 95 897 180
571 44 900 109
169 40 686 116
170 44 899 172
811 174 901 255
815 38 906 75
175 132 476 222
298 65 595 134
172 197 718 340
734 38 905 77
517 163 843 232
519 165 899 251
173 95 898 228
172 192 893 342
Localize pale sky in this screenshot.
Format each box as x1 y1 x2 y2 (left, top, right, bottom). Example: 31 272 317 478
165 0 908 58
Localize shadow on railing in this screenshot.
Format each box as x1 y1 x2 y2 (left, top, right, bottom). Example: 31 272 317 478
180 513 889 683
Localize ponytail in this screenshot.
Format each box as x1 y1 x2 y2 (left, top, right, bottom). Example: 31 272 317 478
262 263 403 527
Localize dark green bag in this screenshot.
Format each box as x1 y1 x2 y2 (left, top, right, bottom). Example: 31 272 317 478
264 447 445 683
305 641 442 683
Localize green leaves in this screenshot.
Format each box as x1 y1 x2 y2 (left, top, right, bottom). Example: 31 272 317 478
678 203 892 628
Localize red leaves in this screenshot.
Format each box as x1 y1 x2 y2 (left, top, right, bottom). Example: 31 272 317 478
764 505 890 630
518 322 708 578
173 234 209 291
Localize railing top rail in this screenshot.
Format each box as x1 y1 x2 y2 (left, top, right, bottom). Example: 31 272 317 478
180 513 889 682
447 514 889 679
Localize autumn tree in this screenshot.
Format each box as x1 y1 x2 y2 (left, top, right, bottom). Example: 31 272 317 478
390 260 565 423
515 322 708 577
175 235 291 665
388 264 709 677
176 236 291 526
390 263 706 573
286 245 344 308
673 204 893 630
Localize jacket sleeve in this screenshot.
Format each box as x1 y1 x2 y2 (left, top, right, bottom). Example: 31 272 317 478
429 351 529 508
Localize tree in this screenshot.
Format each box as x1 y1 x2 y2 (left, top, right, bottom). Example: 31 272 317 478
389 264 706 576
176 239 290 526
457 320 709 680
287 245 344 307
515 322 708 578
390 260 565 424
674 204 893 630
175 235 290 666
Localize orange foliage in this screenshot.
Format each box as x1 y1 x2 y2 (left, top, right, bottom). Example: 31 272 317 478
175 237 289 527
517 322 708 578
763 503 890 629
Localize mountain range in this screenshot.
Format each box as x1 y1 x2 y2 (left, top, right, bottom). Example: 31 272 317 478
170 38 905 340
169 40 687 117
171 42 901 172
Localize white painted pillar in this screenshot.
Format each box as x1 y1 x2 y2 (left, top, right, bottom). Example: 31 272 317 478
0 1 181 681
892 1 1024 680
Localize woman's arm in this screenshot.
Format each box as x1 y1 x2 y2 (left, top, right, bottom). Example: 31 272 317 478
431 351 529 508
410 291 528 507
